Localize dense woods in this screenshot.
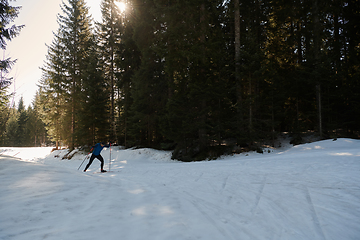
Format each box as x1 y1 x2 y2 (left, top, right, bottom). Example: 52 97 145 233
1 0 359 160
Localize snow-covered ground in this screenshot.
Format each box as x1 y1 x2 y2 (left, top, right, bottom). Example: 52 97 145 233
0 138 359 240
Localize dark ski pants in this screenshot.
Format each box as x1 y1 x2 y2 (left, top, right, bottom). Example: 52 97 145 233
84 154 104 171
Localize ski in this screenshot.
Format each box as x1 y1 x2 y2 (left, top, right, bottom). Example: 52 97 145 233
92 170 120 174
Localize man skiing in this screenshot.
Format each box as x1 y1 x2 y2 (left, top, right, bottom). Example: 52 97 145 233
84 142 109 172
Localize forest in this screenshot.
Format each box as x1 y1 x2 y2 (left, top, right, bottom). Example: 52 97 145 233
1 0 359 161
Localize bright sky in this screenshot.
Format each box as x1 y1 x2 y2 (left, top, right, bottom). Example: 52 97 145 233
5 0 104 107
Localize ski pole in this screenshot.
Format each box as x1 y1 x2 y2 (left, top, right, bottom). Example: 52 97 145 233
109 142 112 172
78 148 93 170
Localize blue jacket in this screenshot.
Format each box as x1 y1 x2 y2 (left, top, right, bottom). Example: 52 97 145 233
92 143 109 155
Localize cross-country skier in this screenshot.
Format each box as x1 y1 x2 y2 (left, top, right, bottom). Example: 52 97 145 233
84 142 109 172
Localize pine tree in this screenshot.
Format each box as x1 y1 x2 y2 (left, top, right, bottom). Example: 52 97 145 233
57 0 95 149
0 0 23 111
0 0 24 88
16 97 28 146
27 98 47 147
39 0 107 148
126 0 168 148
97 0 123 142
0 100 10 144
115 0 141 147
77 35 109 145
5 106 17 146
141 0 233 159
39 29 67 149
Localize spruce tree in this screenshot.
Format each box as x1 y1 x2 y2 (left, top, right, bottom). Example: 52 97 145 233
0 100 10 145
16 97 28 146
40 0 104 148
27 98 47 147
0 0 24 88
0 0 23 115
78 35 109 145
39 29 67 149
5 107 17 146
142 0 232 159
116 1 141 147
127 0 168 148
97 0 123 142
58 0 95 149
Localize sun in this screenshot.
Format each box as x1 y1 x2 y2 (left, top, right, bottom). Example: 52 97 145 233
115 1 126 12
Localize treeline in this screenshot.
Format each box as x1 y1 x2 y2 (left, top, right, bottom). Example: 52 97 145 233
35 0 359 160
0 97 47 147
0 1 36 147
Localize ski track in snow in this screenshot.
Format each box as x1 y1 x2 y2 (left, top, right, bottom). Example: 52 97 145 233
0 138 360 240
304 186 326 240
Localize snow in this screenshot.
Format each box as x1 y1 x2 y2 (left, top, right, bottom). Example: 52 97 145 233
1 138 360 240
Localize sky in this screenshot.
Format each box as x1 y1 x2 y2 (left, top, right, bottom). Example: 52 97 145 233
5 0 104 107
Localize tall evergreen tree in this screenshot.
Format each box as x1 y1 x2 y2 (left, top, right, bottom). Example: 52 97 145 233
0 0 23 89
27 96 47 147
5 106 17 146
116 0 141 147
39 29 67 149
78 35 109 145
40 0 107 148
16 97 27 146
58 0 95 149
0 99 10 144
97 0 123 142
127 0 167 147
0 0 23 119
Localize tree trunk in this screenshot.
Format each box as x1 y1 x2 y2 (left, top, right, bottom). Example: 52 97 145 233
110 1 117 142
249 72 252 131
313 0 322 138
199 2 207 150
234 0 243 132
297 21 302 63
